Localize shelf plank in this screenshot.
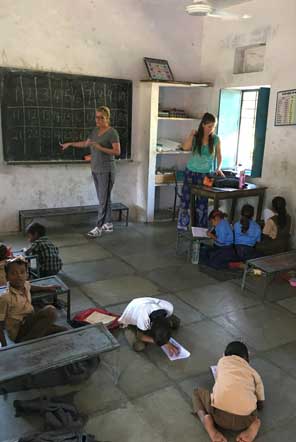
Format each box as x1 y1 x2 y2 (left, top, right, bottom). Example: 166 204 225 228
155 182 183 187
141 80 212 87
158 117 199 121
156 151 190 155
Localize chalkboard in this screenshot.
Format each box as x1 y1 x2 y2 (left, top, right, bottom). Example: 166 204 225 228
0 68 132 162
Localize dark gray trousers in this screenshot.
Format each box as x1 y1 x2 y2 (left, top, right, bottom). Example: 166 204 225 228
92 171 115 227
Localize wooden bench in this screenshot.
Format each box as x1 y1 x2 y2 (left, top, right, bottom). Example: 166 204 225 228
241 250 296 299
19 202 129 232
0 324 120 386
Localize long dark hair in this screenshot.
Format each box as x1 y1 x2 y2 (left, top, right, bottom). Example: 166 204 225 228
240 204 254 233
209 209 225 221
193 112 217 155
272 196 287 228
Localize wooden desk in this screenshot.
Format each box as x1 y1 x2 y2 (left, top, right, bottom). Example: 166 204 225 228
0 275 71 322
0 324 120 384
241 250 296 299
190 183 267 224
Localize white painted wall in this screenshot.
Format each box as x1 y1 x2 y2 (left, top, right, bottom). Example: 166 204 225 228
199 0 296 243
0 0 203 231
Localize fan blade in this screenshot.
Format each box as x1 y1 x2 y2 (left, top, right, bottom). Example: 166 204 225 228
208 10 251 20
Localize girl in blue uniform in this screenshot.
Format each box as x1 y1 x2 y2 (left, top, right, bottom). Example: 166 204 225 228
201 210 235 269
234 204 261 261
177 113 224 230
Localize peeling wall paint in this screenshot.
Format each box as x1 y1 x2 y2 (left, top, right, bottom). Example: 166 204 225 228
0 0 203 232
200 0 296 244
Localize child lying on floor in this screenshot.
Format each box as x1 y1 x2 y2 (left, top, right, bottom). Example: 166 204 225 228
193 341 264 442
119 297 181 356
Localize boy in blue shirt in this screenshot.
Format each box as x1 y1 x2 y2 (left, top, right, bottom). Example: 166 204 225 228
234 205 261 261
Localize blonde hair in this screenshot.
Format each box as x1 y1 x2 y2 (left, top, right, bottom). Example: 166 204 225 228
96 106 111 121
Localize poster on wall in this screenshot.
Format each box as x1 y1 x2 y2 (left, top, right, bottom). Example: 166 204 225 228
275 89 296 126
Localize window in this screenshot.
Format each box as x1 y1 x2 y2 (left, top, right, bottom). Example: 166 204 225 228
236 90 258 171
218 87 270 177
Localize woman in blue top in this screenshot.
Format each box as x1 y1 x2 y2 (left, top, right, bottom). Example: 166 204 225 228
234 204 261 261
177 113 224 230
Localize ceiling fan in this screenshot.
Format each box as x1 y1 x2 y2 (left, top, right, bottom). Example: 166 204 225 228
185 0 251 20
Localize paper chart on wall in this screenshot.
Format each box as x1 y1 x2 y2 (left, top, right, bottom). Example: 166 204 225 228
161 338 191 361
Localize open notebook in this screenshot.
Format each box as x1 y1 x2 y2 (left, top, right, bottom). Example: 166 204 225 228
161 338 191 361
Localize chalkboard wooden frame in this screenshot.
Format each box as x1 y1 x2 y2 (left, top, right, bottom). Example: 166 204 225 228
0 68 132 163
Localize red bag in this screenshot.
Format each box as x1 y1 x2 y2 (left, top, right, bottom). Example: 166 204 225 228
73 308 120 330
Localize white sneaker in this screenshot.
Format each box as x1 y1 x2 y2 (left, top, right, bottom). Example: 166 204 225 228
102 223 114 233
87 226 102 238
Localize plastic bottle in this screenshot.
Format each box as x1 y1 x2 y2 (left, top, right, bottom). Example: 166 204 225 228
239 169 246 189
191 239 200 264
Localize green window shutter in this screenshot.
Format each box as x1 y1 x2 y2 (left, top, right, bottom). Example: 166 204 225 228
217 89 242 169
251 87 270 177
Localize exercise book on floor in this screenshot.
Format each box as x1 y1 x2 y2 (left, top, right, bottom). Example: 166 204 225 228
161 338 190 361
210 365 217 380
192 227 208 238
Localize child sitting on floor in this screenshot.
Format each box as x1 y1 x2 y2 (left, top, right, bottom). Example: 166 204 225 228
0 257 67 347
257 196 291 256
0 243 13 286
25 222 63 277
234 204 261 262
118 297 181 357
193 341 264 442
200 210 235 269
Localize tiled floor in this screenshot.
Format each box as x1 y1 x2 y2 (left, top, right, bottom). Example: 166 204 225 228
1 221 296 442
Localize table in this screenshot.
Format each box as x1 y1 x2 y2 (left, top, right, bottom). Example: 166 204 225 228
190 183 267 224
0 275 71 322
0 324 120 384
241 250 296 299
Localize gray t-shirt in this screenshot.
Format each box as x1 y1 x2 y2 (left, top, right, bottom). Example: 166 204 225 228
88 127 120 173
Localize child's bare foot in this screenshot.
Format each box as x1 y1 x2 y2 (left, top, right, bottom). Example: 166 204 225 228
204 415 227 442
236 418 261 442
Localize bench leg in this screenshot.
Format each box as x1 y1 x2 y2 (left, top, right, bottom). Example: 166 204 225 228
118 209 122 222
241 264 250 291
125 209 129 227
67 289 71 323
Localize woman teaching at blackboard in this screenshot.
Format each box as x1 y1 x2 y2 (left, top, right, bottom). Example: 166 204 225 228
60 106 121 237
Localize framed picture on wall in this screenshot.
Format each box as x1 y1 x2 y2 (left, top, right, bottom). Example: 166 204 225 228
144 57 174 81
275 89 296 126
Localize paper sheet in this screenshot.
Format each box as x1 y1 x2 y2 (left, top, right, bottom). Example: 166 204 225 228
161 338 191 361
192 227 208 238
210 365 217 380
85 311 117 325
263 208 275 223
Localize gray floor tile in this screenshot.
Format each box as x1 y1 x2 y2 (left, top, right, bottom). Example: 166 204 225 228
134 386 209 442
85 402 164 442
160 293 204 324
117 346 170 399
178 372 214 400
257 419 296 441
122 249 184 272
60 243 111 264
214 304 296 351
60 286 96 314
104 236 168 258
146 320 235 380
73 367 128 414
277 296 296 314
263 341 296 379
80 275 161 306
175 281 260 318
48 232 90 247
146 264 218 292
252 358 296 433
62 257 134 284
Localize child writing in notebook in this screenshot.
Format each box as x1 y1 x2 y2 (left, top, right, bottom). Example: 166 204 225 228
200 210 235 269
233 204 261 262
257 196 291 256
193 341 264 442
25 223 63 277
